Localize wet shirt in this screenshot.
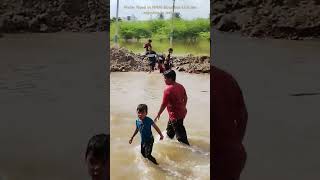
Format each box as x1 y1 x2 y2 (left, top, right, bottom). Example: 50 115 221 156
163 82 187 121
136 117 154 144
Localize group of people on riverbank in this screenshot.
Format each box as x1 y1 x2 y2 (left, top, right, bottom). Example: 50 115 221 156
144 39 174 73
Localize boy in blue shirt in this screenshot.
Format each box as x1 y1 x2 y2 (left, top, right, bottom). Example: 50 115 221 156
129 104 164 165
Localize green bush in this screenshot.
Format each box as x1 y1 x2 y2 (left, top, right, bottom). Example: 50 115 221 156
110 18 209 42
198 32 210 40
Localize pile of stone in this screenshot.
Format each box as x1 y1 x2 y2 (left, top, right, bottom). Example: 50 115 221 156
212 0 320 39
174 54 210 73
110 47 210 73
0 0 108 33
110 47 149 72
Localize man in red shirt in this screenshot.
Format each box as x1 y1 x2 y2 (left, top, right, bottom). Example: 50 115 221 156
154 70 190 145
212 65 248 180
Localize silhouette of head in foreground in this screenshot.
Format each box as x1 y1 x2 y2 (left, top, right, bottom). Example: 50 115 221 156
211 65 248 180
85 134 109 180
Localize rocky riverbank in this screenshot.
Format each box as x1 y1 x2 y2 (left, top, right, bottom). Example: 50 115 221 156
0 0 108 33
110 48 210 73
212 0 320 40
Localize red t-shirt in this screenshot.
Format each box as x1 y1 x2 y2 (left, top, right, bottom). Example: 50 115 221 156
162 82 187 121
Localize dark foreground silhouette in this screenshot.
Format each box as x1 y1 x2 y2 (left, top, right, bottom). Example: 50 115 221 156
211 65 248 180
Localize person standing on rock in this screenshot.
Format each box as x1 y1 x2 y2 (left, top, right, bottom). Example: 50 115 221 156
144 39 155 73
164 48 173 71
154 70 190 145
212 65 248 180
144 39 152 55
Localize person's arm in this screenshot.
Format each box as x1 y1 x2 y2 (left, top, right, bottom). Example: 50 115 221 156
152 123 164 140
129 127 139 144
154 90 169 122
155 103 167 122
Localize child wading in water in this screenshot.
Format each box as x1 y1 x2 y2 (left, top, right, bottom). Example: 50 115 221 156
129 104 164 165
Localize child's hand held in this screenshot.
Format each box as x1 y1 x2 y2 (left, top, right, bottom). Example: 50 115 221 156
160 135 164 140
154 115 160 123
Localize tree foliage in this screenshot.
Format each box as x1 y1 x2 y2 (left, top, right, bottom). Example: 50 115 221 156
110 18 209 42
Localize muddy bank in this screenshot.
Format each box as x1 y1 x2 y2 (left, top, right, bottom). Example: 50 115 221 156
110 47 210 73
211 0 320 40
0 0 108 33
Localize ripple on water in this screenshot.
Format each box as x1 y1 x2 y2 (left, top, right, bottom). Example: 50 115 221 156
131 135 210 180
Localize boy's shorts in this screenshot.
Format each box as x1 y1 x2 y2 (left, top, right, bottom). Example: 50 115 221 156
141 136 154 158
166 119 190 145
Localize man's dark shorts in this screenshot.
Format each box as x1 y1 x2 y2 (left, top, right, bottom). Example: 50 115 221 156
166 119 190 145
141 136 154 158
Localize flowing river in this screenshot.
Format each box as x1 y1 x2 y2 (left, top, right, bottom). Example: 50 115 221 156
110 72 210 180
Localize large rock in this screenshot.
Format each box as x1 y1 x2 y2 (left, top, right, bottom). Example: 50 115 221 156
0 0 108 33
216 14 240 32
212 0 320 39
28 17 40 31
1 14 28 32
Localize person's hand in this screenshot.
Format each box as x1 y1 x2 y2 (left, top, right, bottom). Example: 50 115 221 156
129 138 133 144
160 134 164 141
154 115 160 123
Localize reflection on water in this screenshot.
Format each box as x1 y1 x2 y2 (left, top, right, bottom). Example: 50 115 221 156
110 72 210 180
